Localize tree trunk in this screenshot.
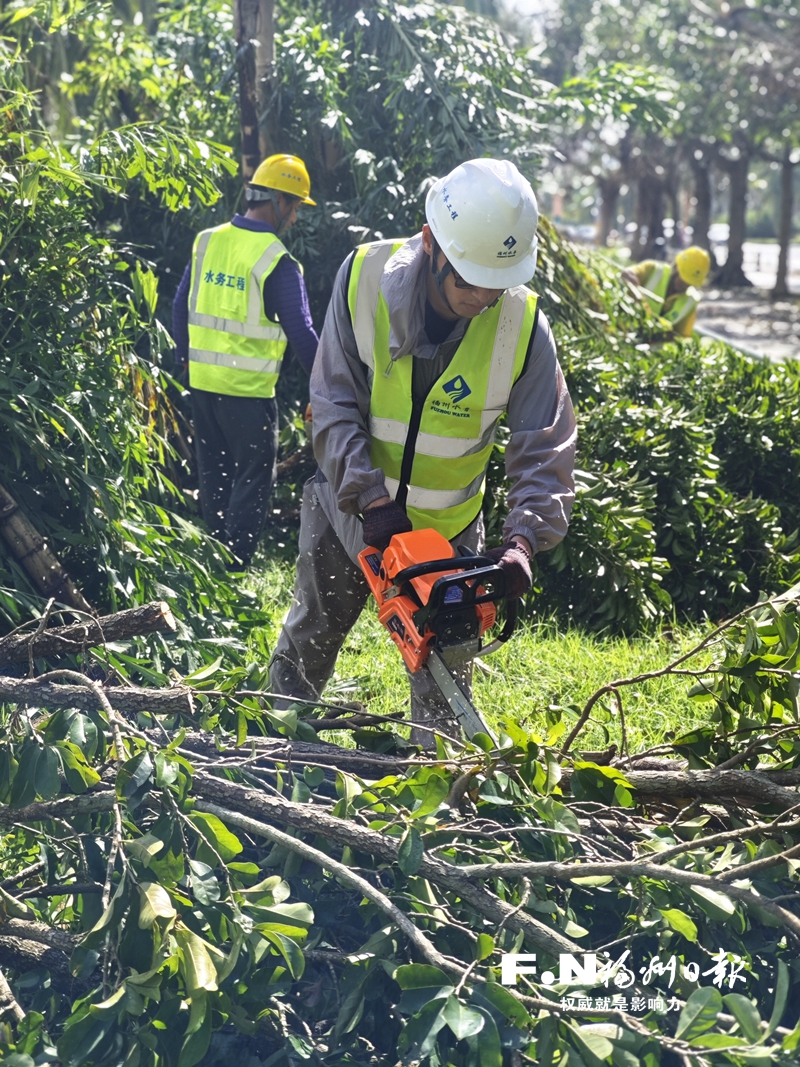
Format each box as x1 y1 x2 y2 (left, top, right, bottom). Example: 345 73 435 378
632 173 664 260
596 174 621 246
773 144 795 298
689 156 713 251
715 151 751 287
0 482 92 615
234 0 275 182
0 601 177 668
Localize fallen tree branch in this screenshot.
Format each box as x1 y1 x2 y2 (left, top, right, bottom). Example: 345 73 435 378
198 800 462 978
0 918 79 951
0 791 115 828
0 601 178 668
452 857 800 939
0 936 90 996
0 859 46 889
0 676 193 717
562 766 800 809
193 773 582 957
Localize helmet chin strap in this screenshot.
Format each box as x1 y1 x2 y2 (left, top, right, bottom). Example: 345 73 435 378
429 240 460 317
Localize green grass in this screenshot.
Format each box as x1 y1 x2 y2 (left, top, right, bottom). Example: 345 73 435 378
247 559 714 753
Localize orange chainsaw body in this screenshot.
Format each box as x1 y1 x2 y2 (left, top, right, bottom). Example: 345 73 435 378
358 529 496 673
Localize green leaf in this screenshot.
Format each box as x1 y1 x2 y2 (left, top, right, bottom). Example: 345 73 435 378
442 995 484 1039
475 933 494 961
475 1008 502 1067
10 745 40 807
116 751 154 810
138 882 176 928
178 998 212 1067
188 859 220 905
478 982 533 1027
395 964 453 990
398 826 424 875
766 959 789 1038
567 1024 614 1067
409 773 450 818
261 929 305 979
675 986 723 1040
398 999 448 1064
723 993 762 1044
125 832 166 867
688 884 736 921
659 907 698 942
56 741 101 794
188 811 243 862
175 925 218 993
35 746 61 800
182 655 223 683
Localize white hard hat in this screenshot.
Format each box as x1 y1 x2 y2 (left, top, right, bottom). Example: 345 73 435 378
425 158 539 288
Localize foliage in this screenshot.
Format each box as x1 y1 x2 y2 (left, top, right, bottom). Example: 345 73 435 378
0 50 260 669
2 589 800 1065
484 233 800 632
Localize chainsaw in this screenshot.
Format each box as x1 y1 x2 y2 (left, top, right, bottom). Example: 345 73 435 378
358 528 518 743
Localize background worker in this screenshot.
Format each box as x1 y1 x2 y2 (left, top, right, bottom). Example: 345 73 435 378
621 246 712 337
269 157 577 746
172 154 319 567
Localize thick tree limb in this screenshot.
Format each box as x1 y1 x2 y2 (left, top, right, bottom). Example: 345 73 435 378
193 774 582 957
0 676 193 717
0 936 89 996
562 766 800 809
0 791 115 828
0 601 177 667
1 918 78 951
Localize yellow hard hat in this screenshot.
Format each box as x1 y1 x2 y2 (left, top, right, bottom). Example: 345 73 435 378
250 153 316 205
675 246 711 287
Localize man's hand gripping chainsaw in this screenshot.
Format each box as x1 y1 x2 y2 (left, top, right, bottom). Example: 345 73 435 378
358 528 518 743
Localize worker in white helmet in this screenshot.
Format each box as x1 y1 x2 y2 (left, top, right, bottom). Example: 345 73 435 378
269 158 577 745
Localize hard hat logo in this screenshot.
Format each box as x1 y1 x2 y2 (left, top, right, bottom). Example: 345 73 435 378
442 375 472 405
504 235 517 249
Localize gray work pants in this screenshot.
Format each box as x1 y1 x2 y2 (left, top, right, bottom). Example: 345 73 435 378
270 474 483 747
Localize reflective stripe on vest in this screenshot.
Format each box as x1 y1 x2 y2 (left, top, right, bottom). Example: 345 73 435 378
661 290 699 335
640 262 671 314
348 239 538 540
188 224 290 398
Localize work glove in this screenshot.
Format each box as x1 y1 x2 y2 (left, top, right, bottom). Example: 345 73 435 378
362 501 413 552
483 540 532 600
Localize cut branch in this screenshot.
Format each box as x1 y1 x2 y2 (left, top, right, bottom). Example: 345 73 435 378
193 774 582 957
0 601 177 667
0 481 92 614
0 676 193 717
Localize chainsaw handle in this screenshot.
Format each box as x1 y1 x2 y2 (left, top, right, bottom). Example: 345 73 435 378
391 554 497 588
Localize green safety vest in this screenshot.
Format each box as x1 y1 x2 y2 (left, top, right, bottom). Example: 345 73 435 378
188 223 292 398
348 239 539 540
639 262 672 314
661 289 699 336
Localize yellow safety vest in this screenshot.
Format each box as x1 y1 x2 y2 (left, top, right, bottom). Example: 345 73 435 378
348 239 539 541
638 262 672 314
661 290 699 337
188 223 292 398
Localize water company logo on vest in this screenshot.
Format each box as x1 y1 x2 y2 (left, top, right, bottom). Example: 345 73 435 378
497 234 518 259
442 375 472 405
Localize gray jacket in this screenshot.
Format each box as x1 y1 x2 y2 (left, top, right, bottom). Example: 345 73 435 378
309 234 577 554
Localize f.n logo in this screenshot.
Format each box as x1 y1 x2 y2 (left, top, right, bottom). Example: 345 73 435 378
442 375 472 405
